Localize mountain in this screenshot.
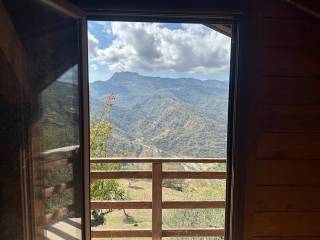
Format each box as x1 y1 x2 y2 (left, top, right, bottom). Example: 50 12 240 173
89 72 229 158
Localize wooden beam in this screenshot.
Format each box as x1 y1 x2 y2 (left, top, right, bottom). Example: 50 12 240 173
162 228 225 237
91 201 152 209
0 1 28 96
90 170 152 179
152 163 162 240
285 0 320 19
206 24 232 37
91 229 152 238
40 0 86 18
163 200 225 209
163 171 226 179
90 157 226 164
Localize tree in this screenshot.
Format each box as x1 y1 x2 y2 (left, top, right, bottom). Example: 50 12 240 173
90 94 128 225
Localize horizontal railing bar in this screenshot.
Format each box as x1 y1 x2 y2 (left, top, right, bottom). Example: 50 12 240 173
90 171 152 179
44 181 73 198
91 229 152 238
91 201 152 209
42 158 72 171
163 171 226 179
162 228 225 237
90 200 226 209
163 200 225 209
91 228 224 238
90 171 226 179
91 157 226 163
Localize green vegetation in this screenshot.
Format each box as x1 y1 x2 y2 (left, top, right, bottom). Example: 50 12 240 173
90 94 129 226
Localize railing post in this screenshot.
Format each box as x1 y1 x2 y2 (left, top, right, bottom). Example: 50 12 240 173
152 162 162 240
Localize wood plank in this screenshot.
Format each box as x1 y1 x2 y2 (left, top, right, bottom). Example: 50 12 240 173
252 212 320 237
253 238 320 240
162 228 224 237
91 229 152 238
263 18 320 48
152 163 162 240
257 133 320 159
90 171 152 179
255 186 320 211
163 200 225 209
260 106 320 133
256 160 320 186
258 77 320 105
90 157 226 164
90 200 225 209
257 0 312 18
90 201 152 209
163 171 226 179
261 48 320 77
44 181 73 198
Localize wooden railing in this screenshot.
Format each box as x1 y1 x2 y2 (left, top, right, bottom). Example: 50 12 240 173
90 158 227 239
41 145 80 225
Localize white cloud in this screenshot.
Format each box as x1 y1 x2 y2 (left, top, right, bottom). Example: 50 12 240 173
88 22 231 74
90 63 98 71
88 32 99 59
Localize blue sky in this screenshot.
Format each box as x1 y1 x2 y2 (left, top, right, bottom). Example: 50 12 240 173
88 21 231 82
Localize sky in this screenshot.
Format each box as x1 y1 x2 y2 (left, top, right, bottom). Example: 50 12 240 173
88 21 231 82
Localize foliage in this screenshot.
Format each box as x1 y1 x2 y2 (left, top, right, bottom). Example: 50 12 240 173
90 94 128 224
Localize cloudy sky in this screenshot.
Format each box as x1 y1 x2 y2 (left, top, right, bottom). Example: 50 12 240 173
88 21 231 82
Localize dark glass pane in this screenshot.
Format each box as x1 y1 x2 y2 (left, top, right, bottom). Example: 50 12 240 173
3 0 83 239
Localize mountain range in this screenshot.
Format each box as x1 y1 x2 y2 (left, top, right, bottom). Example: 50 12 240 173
89 72 229 158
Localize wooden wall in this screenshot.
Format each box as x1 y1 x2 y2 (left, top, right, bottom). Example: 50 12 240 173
243 0 320 239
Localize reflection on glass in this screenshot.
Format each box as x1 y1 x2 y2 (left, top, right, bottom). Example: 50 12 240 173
5 1 84 238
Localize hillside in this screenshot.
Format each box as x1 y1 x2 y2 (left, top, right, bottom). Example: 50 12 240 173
90 72 229 158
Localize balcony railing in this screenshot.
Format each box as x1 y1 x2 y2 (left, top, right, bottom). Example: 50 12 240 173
90 157 227 239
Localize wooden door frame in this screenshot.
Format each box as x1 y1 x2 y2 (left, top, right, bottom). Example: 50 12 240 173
85 11 244 240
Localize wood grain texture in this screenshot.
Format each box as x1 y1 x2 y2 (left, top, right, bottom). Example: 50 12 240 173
260 106 320 133
163 171 226 179
90 157 226 163
90 170 152 179
152 163 162 240
163 200 225 209
257 133 320 159
252 212 320 237
162 228 224 237
255 160 320 186
255 186 320 211
262 18 320 48
91 229 152 238
261 48 320 77
91 201 152 209
258 77 320 105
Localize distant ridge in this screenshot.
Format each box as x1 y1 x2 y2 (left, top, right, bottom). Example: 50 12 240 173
90 72 229 158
